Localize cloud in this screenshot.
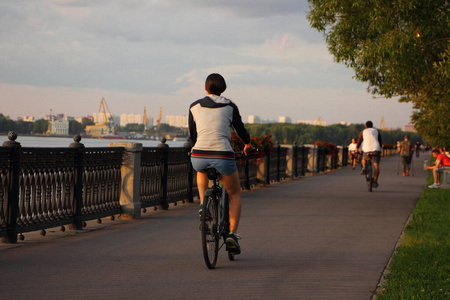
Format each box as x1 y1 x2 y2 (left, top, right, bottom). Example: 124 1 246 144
155 0 309 18
238 33 334 66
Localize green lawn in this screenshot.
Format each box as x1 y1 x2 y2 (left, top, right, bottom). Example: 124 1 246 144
375 171 450 299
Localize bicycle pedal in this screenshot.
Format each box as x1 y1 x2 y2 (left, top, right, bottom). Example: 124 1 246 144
226 245 241 255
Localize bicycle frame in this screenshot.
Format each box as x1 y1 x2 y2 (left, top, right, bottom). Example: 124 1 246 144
201 167 234 269
205 168 228 238
364 154 374 192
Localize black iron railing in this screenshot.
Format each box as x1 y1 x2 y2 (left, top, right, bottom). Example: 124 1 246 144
1 133 361 243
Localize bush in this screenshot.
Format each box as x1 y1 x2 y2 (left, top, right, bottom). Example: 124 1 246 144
231 132 273 163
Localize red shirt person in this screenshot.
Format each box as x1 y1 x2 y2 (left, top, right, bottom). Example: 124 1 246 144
426 149 450 188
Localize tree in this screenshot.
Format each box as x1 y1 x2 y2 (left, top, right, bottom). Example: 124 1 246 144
69 120 85 135
81 117 94 126
307 0 450 146
32 119 48 134
0 114 17 133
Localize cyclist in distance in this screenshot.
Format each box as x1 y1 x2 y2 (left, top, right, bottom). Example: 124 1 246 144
188 73 253 255
356 121 383 188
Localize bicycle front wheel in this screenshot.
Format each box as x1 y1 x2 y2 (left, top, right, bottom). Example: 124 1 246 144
201 195 219 269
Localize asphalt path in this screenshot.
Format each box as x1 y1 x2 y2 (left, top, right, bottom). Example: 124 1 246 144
0 153 430 300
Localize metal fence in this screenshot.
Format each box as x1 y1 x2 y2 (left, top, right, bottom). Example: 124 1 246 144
1 134 356 243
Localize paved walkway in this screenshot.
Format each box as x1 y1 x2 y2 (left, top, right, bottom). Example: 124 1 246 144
0 153 430 300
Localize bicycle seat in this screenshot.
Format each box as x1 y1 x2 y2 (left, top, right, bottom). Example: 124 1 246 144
206 167 220 180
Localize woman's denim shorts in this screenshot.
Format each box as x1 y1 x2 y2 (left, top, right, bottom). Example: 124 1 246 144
191 157 237 175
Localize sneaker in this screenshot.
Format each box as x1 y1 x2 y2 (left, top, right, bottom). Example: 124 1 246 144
373 181 379 188
225 233 241 255
402 172 406 177
360 167 365 175
428 183 440 189
406 170 410 176
198 207 203 220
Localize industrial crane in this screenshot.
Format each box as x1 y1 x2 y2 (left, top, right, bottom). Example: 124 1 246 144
156 107 162 130
143 106 149 134
98 98 115 134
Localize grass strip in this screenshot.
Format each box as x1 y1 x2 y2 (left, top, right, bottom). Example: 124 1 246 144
375 170 450 299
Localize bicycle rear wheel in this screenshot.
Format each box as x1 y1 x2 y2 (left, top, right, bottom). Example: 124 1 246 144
366 162 373 192
201 195 219 269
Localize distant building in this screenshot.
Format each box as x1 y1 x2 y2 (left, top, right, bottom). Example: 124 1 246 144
47 119 69 135
404 124 417 132
247 115 261 124
278 116 292 123
166 115 188 128
85 124 110 137
93 113 119 126
45 113 65 121
120 114 144 126
339 121 351 126
297 117 327 126
19 116 35 122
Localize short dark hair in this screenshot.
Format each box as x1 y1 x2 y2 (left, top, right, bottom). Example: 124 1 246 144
432 149 440 154
365 121 373 128
205 73 227 95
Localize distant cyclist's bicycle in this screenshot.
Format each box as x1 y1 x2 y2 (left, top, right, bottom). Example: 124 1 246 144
200 167 235 269
363 152 374 192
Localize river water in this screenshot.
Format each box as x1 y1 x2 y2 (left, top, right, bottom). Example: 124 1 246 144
0 135 187 148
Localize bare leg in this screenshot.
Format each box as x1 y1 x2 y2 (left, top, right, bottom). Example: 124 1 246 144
433 168 440 184
374 162 380 182
196 172 208 204
220 170 242 234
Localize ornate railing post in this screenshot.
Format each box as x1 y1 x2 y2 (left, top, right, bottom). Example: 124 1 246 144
264 146 270 185
70 135 85 230
108 141 142 219
244 155 251 190
184 137 194 203
292 142 298 178
276 142 281 182
2 132 21 243
158 138 169 210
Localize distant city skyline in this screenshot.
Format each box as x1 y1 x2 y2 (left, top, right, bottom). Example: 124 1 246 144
17 111 401 131
1 1 414 129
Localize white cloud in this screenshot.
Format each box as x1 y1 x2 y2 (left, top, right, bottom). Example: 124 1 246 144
238 33 334 66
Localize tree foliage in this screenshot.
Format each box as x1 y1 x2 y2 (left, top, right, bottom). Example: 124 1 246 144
69 120 85 135
32 119 48 134
307 0 450 146
0 114 33 134
245 123 424 146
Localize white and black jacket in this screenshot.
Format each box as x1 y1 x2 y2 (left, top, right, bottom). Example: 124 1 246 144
189 95 250 159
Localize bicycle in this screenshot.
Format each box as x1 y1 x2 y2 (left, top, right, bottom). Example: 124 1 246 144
200 167 235 269
362 152 374 192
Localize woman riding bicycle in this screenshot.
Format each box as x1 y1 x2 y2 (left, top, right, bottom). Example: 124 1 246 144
188 73 252 255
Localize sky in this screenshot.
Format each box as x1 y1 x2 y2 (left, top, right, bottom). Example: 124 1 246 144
0 0 414 129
